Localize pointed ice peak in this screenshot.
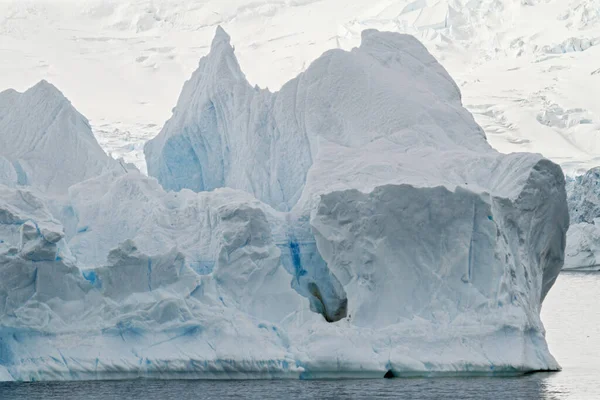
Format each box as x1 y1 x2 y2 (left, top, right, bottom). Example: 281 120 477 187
184 25 245 89
211 26 232 51
33 79 53 88
25 80 69 103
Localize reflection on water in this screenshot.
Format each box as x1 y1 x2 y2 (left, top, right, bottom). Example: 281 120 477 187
0 376 566 400
541 272 600 400
0 273 597 399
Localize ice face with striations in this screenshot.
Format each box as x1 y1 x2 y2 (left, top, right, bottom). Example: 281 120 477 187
0 81 118 195
0 28 568 381
145 27 313 212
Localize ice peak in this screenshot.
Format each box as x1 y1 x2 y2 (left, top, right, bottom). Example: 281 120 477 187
211 26 233 51
31 79 60 93
34 79 53 88
199 25 242 79
25 79 70 105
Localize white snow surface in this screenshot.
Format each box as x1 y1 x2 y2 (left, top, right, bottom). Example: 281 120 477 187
0 28 569 380
1 0 599 175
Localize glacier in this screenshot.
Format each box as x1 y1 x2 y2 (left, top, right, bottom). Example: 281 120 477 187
0 28 569 381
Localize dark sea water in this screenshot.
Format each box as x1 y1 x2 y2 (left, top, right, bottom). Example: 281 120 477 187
0 273 598 399
0 376 574 399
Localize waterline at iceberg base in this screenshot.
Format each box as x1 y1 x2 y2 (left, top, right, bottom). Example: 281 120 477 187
0 28 568 381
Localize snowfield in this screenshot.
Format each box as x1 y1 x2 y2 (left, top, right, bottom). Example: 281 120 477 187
0 26 569 380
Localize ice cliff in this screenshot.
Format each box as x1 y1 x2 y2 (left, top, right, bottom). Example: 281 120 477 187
0 28 568 381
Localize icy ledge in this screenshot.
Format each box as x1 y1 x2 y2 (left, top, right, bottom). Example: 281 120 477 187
0 28 568 381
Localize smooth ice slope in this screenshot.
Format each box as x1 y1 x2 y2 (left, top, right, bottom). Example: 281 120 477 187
0 81 117 194
0 29 569 380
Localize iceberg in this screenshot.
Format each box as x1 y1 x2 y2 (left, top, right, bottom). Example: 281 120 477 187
564 168 600 271
0 28 568 381
566 167 600 225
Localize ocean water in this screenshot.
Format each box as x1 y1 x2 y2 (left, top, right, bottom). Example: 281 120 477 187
0 273 598 399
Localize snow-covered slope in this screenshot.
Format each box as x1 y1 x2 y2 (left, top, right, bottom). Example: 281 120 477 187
0 26 569 380
0 81 117 194
1 0 599 174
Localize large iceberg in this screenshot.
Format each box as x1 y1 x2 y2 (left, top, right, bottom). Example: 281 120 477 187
0 28 568 381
